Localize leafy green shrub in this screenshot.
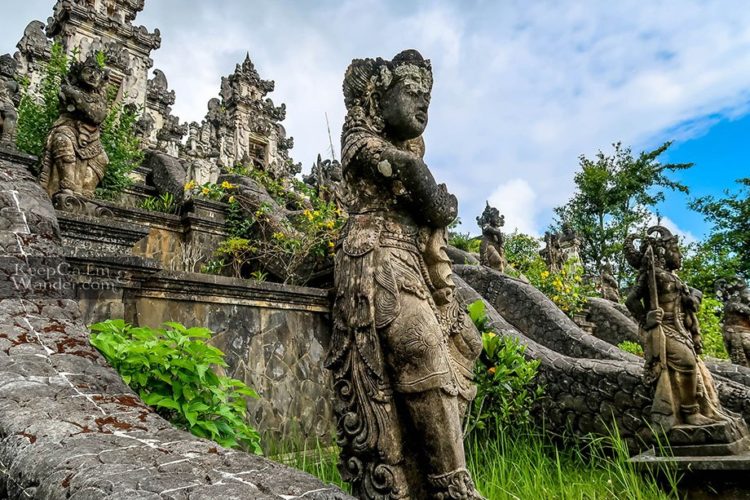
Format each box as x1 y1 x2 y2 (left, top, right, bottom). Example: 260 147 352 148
465 300 542 437
449 232 481 253
16 43 70 165
208 165 344 284
698 296 728 359
139 192 177 214
617 340 643 357
89 319 262 452
96 98 143 199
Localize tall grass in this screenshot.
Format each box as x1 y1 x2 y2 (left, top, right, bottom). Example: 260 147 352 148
278 428 678 499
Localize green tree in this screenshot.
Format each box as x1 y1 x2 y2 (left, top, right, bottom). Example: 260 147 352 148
678 238 741 294
689 178 750 279
554 142 692 285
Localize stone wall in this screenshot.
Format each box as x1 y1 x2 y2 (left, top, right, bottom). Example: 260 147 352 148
0 144 351 499
127 271 335 447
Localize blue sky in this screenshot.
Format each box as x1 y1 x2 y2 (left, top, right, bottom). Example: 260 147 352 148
1 0 749 241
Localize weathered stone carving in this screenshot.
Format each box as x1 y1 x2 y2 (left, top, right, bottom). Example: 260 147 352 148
717 277 750 367
39 54 109 199
303 154 345 209
328 49 483 499
541 223 582 273
476 201 505 272
559 222 582 263
625 226 747 440
540 230 563 272
192 54 298 177
599 263 620 302
0 54 19 144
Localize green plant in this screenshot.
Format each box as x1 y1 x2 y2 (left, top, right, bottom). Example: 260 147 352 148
249 270 268 282
89 319 262 453
185 179 235 201
618 340 644 357
465 300 543 437
96 96 143 199
211 165 344 285
449 232 481 253
139 192 177 214
16 43 71 165
698 296 728 359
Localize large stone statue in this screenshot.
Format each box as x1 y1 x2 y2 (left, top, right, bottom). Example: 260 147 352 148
625 226 739 433
327 49 484 499
476 201 505 272
39 54 109 199
717 277 750 367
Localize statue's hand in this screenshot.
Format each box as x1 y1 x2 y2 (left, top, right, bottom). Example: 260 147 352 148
645 308 664 329
694 336 703 355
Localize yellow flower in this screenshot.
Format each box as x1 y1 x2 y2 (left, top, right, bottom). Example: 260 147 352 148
541 271 550 279
326 220 335 229
328 241 335 248
272 232 285 240
184 180 196 191
201 187 210 195
228 195 236 203
221 181 234 190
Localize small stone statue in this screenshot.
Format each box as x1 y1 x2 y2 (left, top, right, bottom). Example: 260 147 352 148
39 54 109 199
0 54 19 144
625 226 736 431
717 277 750 367
599 263 620 302
540 230 563 272
328 49 484 499
476 201 506 272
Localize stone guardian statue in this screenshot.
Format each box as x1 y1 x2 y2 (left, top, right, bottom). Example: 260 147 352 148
717 277 750 367
625 226 740 433
39 54 109 199
476 201 506 272
327 49 484 499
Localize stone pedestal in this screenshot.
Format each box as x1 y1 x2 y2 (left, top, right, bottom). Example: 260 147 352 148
632 418 750 498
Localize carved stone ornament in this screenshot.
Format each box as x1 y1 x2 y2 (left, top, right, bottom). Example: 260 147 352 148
327 49 484 499
625 226 749 451
39 53 110 199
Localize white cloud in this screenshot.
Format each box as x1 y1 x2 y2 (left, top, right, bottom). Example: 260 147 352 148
3 0 750 238
487 178 538 236
647 214 699 246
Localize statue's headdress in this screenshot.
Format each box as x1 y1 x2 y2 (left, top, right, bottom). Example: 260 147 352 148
624 225 677 270
67 53 109 88
477 201 503 228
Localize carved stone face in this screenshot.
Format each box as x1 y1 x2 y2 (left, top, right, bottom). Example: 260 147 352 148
665 242 682 271
80 64 105 89
380 77 430 141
